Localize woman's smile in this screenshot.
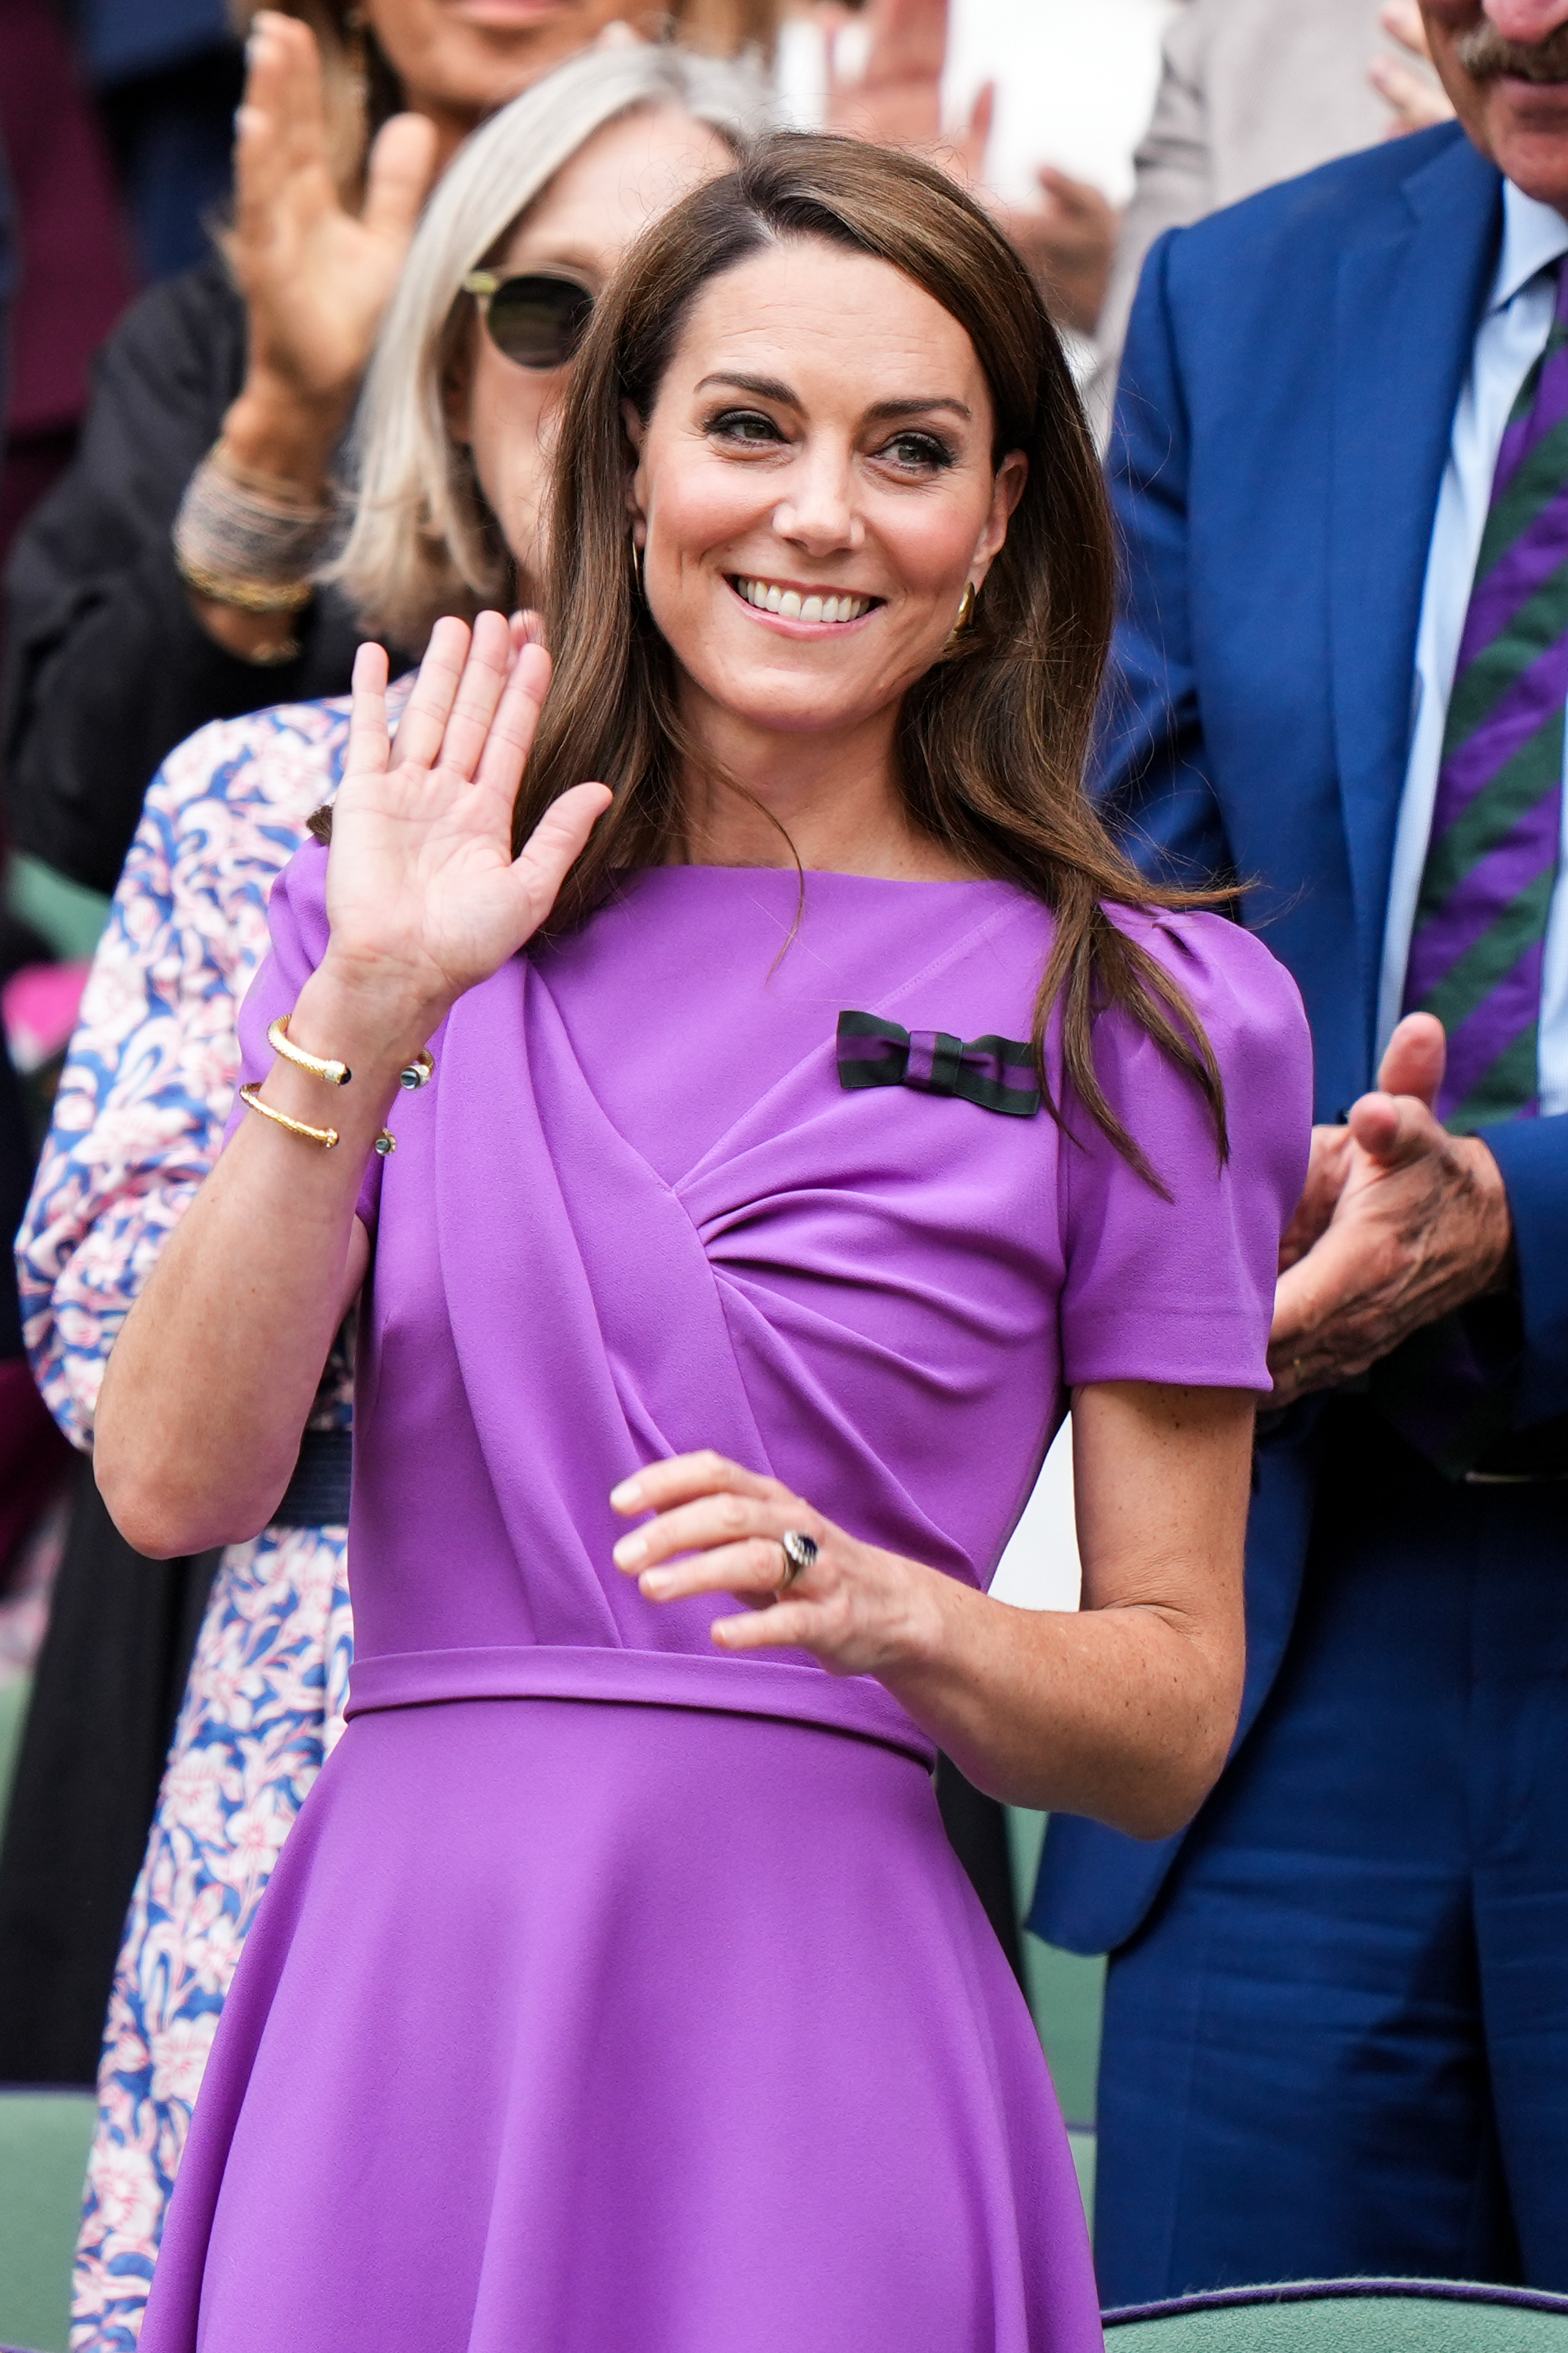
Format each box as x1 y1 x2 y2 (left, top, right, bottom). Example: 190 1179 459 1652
726 573 882 631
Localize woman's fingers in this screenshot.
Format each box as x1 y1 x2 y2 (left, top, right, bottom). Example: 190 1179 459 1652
232 50 288 253
431 609 515 781
712 1599 819 1650
270 11 331 186
611 1488 797 1577
510 784 613 921
610 1451 786 1519
344 641 391 779
389 616 474 773
472 639 553 804
360 113 441 251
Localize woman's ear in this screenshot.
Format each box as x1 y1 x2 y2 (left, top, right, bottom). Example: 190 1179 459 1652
970 450 1028 589
622 398 648 545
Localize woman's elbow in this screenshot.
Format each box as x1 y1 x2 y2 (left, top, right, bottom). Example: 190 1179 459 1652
1108 1664 1245 1843
94 1443 262 1559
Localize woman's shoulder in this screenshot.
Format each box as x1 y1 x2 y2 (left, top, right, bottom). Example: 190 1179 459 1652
1107 902 1308 1055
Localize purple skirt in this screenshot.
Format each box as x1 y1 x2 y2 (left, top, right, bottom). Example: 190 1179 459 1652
140 1692 1102 2351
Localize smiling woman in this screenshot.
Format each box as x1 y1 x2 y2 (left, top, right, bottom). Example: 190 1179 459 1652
103 132 1313 2353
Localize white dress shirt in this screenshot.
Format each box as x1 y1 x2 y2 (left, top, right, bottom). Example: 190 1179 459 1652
1378 180 1568 1114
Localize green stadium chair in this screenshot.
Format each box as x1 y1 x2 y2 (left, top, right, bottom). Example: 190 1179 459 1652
1104 2280 1568 2350
0 2089 96 2353
0 1677 30 1844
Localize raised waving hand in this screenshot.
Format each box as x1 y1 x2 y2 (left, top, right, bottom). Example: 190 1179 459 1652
325 612 612 1028
227 11 438 486
94 611 609 1558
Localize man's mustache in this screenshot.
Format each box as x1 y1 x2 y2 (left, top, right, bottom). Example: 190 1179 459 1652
1454 19 1568 82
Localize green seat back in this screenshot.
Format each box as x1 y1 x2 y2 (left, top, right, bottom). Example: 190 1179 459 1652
0 2091 96 2353
1106 2285 1568 2351
0 1678 30 1844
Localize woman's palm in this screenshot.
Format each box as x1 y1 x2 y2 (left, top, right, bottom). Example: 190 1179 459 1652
328 616 611 1015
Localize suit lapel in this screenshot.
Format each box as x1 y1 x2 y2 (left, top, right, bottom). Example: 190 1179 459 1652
1329 131 1501 1065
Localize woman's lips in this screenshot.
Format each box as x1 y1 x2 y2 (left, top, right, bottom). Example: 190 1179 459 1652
728 574 882 629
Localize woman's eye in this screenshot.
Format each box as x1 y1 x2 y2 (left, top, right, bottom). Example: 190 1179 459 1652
708 408 784 447
879 430 956 473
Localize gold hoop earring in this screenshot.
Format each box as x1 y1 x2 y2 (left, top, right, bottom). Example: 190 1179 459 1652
946 580 977 647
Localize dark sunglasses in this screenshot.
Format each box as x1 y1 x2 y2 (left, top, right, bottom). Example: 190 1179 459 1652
462 270 595 370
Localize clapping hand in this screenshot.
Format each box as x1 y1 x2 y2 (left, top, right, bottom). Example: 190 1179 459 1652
322 612 611 1030
824 0 991 164
821 0 1116 336
1268 1012 1511 1408
226 11 439 483
996 167 1118 339
1370 0 1456 137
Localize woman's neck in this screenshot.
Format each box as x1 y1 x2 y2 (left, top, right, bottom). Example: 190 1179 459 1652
672 700 975 882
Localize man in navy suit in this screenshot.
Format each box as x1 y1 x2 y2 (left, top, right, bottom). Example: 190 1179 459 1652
1033 0 1568 2306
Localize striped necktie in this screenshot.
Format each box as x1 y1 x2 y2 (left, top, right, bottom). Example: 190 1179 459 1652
1401 254 1568 1128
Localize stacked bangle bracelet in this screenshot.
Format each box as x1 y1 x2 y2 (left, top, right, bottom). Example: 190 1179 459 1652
239 1013 436 1156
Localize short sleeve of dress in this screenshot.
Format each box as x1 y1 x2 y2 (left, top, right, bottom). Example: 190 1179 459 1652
1056 910 1311 1394
222 838 385 1232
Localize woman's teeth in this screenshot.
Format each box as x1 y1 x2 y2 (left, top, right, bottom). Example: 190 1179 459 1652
733 578 873 625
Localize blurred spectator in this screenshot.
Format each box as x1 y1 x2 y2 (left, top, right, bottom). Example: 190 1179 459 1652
78 0 244 282
1038 0 1568 2302
0 124 76 1789
1094 0 1455 411
0 0 774 910
779 0 1126 337
0 0 135 564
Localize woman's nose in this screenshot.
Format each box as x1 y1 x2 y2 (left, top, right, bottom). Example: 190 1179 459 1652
772 451 864 554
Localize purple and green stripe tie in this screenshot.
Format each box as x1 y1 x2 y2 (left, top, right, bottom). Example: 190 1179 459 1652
1401 254 1568 1128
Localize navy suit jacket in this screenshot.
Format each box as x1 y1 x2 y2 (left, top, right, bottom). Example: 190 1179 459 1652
1033 123 1568 1957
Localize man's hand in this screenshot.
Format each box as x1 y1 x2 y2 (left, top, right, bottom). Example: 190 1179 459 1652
1268 1012 1512 1407
995 168 1119 338
1370 0 1457 135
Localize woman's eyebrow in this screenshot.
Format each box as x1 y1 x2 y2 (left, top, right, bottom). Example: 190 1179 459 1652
695 371 799 406
863 395 971 425
692 374 973 427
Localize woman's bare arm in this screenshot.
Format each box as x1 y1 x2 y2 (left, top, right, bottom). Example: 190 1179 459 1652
95 615 609 1556
611 1379 1253 1840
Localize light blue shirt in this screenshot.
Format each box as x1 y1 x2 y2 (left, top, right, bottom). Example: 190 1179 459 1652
1377 180 1568 1115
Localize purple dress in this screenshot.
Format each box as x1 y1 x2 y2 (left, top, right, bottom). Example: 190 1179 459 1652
140 854 1310 2352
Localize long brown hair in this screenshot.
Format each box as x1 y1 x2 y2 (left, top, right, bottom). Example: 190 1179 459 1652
517 131 1227 1187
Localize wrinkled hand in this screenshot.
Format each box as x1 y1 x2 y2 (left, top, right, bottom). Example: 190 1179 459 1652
323 611 611 1023
997 167 1119 337
1370 0 1456 136
1268 1012 1512 1407
611 1451 939 1678
232 11 438 441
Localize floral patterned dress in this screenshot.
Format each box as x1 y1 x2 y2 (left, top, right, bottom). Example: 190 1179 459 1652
16 685 405 2351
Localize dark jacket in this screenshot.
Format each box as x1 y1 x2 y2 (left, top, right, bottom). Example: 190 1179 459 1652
1 256 361 896
1032 124 1568 1955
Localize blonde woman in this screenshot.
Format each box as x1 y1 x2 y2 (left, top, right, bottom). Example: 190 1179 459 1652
15 46 764 2347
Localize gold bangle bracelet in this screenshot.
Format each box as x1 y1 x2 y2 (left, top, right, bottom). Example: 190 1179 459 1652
240 1080 397 1154
175 554 315 614
239 1082 338 1150
267 1014 436 1096
269 1014 350 1088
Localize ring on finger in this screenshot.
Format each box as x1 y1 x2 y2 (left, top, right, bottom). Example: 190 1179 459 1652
776 1528 818 1595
